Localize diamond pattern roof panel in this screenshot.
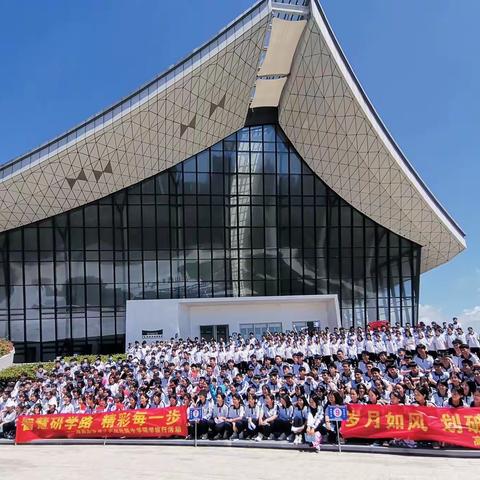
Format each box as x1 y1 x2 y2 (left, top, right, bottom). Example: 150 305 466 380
278 1 466 272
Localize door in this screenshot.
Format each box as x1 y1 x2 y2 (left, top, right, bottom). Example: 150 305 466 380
215 324 229 342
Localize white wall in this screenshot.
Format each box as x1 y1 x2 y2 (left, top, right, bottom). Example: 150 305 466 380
126 299 181 344
0 350 15 371
126 295 340 347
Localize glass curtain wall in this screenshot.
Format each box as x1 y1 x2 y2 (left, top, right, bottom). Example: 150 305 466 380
0 125 421 361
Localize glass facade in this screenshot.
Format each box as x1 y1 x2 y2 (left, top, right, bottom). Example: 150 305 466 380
0 125 420 361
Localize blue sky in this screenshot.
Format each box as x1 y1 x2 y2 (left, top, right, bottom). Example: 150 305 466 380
0 0 478 326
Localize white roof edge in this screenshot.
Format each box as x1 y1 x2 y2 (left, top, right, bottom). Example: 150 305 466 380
0 0 271 183
311 0 466 248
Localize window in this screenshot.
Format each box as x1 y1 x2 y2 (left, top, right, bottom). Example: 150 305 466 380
0 125 420 361
239 322 282 339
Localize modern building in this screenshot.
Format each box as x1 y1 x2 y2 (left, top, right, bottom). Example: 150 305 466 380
0 0 466 361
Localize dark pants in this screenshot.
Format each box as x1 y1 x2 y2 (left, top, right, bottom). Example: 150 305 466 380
258 421 274 437
208 420 228 438
319 425 337 443
272 419 291 436
188 419 209 437
1 421 15 439
244 419 258 438
224 419 247 436
292 417 306 437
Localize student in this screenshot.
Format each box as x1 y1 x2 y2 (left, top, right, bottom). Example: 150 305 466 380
467 327 480 354
305 395 324 450
58 394 75 414
0 400 17 439
470 388 480 408
404 330 416 355
413 344 434 373
367 388 387 406
209 393 229 440
432 382 450 407
345 388 363 405
194 390 212 440
322 391 344 444
444 387 465 408
389 391 403 405
138 393 149 409
224 394 246 440
356 384 368 403
256 394 277 442
273 394 293 440
291 396 308 444
460 381 474 405
244 394 260 439
149 392 166 409
412 386 435 407
257 385 272 407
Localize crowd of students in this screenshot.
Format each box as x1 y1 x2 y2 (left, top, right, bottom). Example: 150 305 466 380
1 318 480 448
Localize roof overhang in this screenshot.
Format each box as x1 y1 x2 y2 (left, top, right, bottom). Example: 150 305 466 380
278 0 466 272
0 0 465 273
0 0 270 231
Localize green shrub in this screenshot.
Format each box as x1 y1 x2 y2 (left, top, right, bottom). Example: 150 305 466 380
0 338 14 357
0 353 126 385
0 364 52 384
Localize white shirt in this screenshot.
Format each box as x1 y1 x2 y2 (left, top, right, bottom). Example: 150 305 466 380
432 334 447 351
467 333 480 348
59 403 75 414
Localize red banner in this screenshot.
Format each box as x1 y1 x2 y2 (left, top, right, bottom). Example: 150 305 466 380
16 406 188 444
340 404 480 449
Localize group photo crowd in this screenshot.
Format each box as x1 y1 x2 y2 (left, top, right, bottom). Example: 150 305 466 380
1 319 480 449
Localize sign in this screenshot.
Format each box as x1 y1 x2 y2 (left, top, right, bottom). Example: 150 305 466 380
142 329 163 339
189 407 203 422
327 405 348 421
341 404 480 449
16 406 187 444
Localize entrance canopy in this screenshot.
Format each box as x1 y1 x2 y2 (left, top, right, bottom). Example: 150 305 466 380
125 294 341 346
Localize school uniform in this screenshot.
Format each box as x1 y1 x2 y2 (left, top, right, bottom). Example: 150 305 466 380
58 403 75 414
0 409 16 438
224 404 246 437
244 403 260 437
258 404 278 437
273 405 293 437
208 403 229 438
384 372 403 385
431 334 448 355
190 400 212 437
306 408 324 431
403 336 416 353
467 332 480 353
385 338 398 357
291 406 308 432
431 391 449 407
429 369 449 384
413 354 434 373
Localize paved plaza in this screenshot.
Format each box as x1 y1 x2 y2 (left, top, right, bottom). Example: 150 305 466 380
0 445 478 480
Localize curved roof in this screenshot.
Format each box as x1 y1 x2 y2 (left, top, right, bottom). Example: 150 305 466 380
278 0 465 271
0 0 465 272
0 0 270 228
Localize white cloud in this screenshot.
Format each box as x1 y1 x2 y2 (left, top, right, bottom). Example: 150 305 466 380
418 304 448 325
419 304 480 330
461 306 480 329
